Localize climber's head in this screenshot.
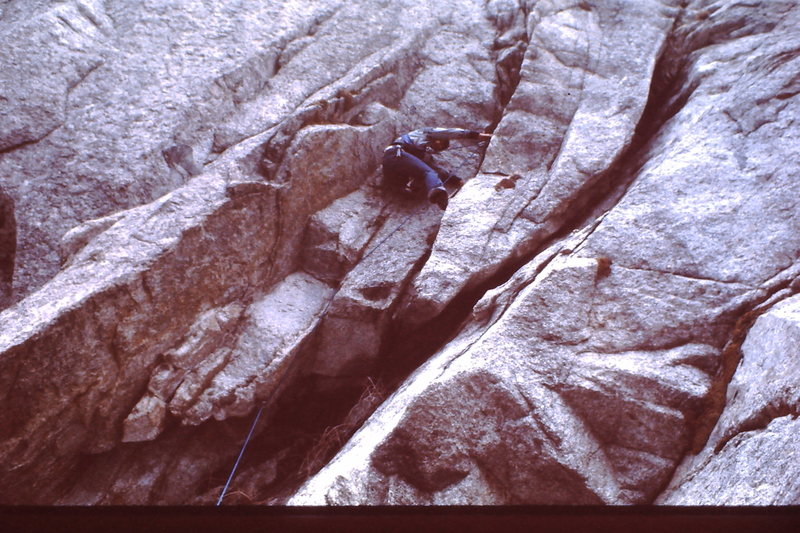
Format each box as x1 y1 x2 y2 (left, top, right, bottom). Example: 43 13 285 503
429 138 450 152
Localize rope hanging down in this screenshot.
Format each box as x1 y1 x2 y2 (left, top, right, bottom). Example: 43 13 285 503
215 209 415 505
216 404 264 506
216 170 468 505
217 282 345 505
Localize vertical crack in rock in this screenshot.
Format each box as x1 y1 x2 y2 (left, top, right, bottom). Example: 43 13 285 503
194 192 443 504
22 20 422 496
282 0 692 504
37 96 403 502
657 286 800 504
486 0 531 125
187 0 509 502
0 187 15 308
289 0 800 506
399 0 685 332
386 0 689 384
688 264 800 457
393 0 787 383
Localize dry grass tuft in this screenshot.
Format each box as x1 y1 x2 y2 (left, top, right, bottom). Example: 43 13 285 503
297 378 387 479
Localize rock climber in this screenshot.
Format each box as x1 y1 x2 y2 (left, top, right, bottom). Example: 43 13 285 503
382 127 492 210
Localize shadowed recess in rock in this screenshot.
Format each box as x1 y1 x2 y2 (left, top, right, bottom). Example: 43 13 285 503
0 187 15 308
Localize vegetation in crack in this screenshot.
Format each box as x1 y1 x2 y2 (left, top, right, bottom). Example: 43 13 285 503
197 363 389 505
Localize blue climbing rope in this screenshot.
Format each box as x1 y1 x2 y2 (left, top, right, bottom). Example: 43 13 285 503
216 404 264 506
215 148 482 504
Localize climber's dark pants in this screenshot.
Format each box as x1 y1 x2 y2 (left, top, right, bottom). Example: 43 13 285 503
382 150 443 193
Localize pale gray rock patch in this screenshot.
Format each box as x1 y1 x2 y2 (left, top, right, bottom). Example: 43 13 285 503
59 210 129 267
403 0 681 326
308 193 440 382
301 189 388 285
122 303 245 442
178 272 335 425
658 294 800 505
659 414 800 505
0 1 109 152
0 0 346 302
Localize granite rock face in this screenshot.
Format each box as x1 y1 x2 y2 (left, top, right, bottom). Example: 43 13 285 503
1 0 799 505
657 294 800 505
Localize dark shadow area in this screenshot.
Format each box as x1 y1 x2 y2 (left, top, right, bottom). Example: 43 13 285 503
3 505 798 533
0 186 15 309
205 371 373 505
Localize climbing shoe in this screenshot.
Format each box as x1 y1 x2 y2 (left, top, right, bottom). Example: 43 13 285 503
446 175 464 189
428 187 448 210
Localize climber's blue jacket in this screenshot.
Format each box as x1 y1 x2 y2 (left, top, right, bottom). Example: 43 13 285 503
383 127 481 160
